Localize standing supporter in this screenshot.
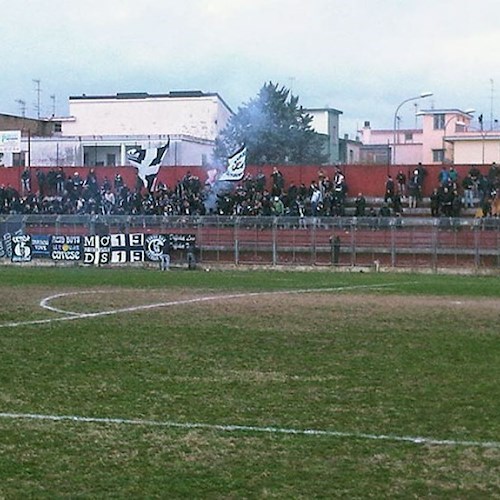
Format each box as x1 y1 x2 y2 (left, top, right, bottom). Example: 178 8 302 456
21 168 31 194
56 167 66 194
415 163 427 201
310 187 322 215
488 162 499 192
36 169 46 196
439 186 454 217
451 189 462 217
438 166 450 187
396 170 406 197
85 169 99 196
384 175 395 203
449 167 458 185
271 167 284 195
408 170 420 208
462 173 475 208
354 193 366 217
430 188 440 217
160 237 171 271
392 193 403 216
477 174 492 206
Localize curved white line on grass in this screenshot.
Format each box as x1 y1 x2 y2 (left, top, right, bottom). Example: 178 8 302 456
39 291 101 316
0 411 498 449
0 283 404 329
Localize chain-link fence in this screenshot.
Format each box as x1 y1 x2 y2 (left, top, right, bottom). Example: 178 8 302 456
1 214 499 270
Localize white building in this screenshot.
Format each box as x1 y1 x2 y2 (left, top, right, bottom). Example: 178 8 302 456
306 108 342 164
8 91 234 167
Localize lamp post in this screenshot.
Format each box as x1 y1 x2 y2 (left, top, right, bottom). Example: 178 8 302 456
442 109 475 163
392 92 433 165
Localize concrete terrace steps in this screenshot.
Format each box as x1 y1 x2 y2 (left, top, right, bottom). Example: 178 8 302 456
343 196 478 218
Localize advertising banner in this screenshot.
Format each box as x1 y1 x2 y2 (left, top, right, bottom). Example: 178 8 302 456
11 234 32 262
31 235 51 258
50 235 82 261
144 234 169 262
2 231 197 265
0 130 22 153
109 233 145 263
83 235 111 265
169 233 196 250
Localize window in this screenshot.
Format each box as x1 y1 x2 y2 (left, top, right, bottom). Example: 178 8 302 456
53 122 62 133
433 114 445 130
404 132 413 142
432 149 445 162
107 154 116 166
12 152 25 167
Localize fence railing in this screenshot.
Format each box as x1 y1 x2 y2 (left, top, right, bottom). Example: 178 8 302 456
1 214 499 270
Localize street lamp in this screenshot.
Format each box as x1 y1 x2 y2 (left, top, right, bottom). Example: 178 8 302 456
392 92 433 164
442 109 475 163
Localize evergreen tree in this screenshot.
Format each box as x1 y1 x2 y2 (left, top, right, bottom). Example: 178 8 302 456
214 82 328 165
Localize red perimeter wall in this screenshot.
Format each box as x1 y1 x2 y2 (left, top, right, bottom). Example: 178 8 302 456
0 164 492 198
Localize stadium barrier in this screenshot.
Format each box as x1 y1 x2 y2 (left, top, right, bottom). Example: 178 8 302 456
0 214 498 271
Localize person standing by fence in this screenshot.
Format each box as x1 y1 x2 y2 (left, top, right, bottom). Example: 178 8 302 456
160 237 171 271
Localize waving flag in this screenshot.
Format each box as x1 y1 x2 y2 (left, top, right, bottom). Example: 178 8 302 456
218 145 247 182
127 138 170 191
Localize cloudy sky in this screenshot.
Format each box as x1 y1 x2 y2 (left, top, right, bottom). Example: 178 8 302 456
1 0 499 137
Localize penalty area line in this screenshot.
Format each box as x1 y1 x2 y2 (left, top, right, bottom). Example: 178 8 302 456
0 411 498 449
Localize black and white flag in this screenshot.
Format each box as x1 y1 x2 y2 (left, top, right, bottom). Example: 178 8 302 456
218 145 247 182
127 138 170 191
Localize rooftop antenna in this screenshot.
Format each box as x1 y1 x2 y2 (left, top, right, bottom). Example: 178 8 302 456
50 94 56 116
15 99 26 117
490 78 494 131
33 78 41 118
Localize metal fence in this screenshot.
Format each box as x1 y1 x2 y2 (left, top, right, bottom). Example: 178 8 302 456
1 214 499 270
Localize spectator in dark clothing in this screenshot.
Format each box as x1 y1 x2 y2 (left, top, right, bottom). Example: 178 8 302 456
396 170 406 197
384 175 395 203
354 193 366 217
36 169 46 196
430 188 440 217
439 187 454 217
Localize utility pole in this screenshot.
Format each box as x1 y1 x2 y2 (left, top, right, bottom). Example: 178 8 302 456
33 79 41 119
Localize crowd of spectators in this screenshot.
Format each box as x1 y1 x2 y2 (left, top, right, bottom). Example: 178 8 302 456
1 163 498 218
429 164 499 217
1 166 349 218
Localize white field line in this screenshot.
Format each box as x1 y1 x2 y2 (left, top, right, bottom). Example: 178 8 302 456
2 280 498 450
0 283 406 329
0 411 498 449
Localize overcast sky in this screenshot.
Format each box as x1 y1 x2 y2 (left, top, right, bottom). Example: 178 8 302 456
1 0 499 137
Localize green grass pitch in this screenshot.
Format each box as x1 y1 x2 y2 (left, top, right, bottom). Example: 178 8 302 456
0 266 499 497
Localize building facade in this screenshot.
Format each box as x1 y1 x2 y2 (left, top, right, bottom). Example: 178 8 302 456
418 109 475 164
0 91 233 168
306 108 342 164
358 109 498 166
358 121 423 165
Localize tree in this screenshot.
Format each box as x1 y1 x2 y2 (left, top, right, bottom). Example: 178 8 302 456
214 82 328 165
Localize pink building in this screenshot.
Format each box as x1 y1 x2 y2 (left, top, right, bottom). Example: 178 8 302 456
358 121 423 165
358 109 495 166
418 109 475 164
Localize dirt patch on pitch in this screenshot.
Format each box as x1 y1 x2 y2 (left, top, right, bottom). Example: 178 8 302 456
2 285 499 326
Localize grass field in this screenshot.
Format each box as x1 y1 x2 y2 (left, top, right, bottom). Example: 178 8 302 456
0 266 499 498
